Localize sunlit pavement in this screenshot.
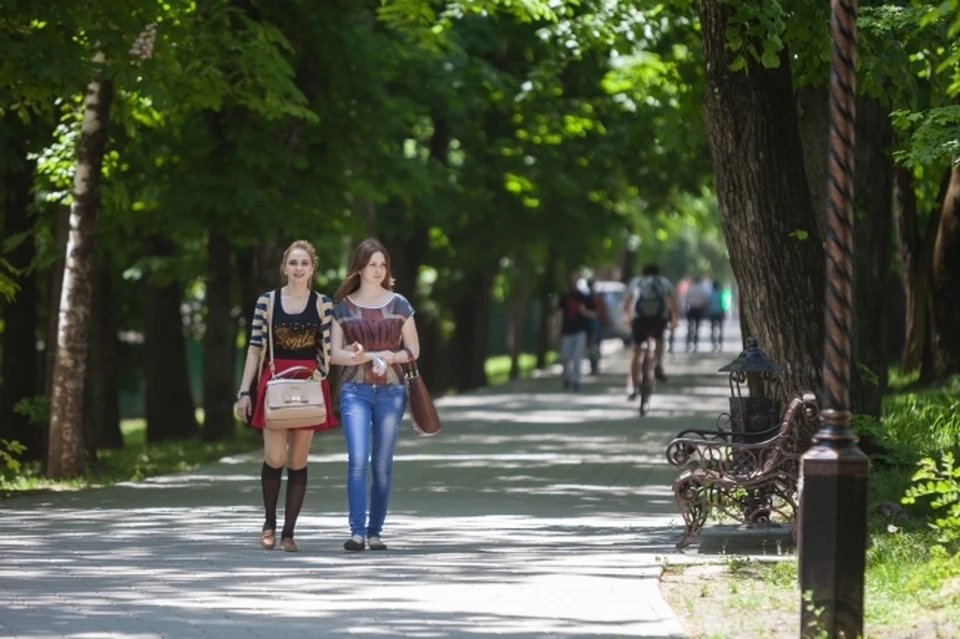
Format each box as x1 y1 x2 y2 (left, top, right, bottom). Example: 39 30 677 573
1 324 744 639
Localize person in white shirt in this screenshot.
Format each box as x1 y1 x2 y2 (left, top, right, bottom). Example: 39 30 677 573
683 275 711 352
622 264 679 400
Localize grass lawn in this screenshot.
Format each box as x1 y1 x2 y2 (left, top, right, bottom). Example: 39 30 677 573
0 411 262 498
484 351 557 386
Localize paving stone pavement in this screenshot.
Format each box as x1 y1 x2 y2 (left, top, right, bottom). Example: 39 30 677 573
1 325 744 639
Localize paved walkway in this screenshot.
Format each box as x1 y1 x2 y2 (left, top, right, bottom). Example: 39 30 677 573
0 326 742 639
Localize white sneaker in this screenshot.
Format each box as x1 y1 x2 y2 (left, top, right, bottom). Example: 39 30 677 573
367 536 387 551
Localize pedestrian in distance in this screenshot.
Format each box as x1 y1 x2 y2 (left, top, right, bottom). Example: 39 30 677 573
234 239 338 553
329 238 421 552
558 271 598 392
708 279 727 352
586 278 607 375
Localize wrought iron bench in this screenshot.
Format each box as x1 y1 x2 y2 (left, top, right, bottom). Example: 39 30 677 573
665 391 821 550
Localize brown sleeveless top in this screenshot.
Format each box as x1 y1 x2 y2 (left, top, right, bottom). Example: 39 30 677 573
333 293 415 385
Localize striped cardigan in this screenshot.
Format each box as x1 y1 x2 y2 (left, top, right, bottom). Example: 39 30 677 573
250 290 334 381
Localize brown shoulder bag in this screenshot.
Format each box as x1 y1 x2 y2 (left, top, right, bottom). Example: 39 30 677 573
395 346 441 436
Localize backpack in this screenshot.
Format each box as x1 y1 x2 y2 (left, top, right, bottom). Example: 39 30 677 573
634 276 666 319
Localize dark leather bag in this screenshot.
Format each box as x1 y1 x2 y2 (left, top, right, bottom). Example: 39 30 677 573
395 347 441 436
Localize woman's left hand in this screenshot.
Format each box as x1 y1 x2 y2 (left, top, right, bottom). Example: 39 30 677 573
350 342 365 362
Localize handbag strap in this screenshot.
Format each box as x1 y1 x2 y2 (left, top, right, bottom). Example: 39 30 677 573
269 365 315 380
266 289 277 377
402 346 419 377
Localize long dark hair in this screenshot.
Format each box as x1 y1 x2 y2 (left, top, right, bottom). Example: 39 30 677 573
333 237 394 302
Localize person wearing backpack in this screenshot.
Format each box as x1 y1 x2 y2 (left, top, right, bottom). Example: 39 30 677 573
623 264 679 400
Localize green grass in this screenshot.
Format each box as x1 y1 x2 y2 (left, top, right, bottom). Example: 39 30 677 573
1 414 261 498
485 351 557 387
882 374 960 455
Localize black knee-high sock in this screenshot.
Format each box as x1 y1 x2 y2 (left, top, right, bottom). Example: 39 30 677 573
261 462 284 531
282 466 308 539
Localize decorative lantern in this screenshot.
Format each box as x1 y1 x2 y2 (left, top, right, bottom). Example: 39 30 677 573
718 336 783 444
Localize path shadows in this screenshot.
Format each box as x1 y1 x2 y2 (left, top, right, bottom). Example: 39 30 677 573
0 344 743 638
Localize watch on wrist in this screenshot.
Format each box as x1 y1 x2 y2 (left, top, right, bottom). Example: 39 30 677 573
236 390 250 400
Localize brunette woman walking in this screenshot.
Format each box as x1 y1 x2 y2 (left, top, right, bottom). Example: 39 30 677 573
329 238 421 552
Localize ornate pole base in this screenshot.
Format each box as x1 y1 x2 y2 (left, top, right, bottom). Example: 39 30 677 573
798 432 870 638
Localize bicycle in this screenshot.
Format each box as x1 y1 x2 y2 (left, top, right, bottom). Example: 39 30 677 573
633 333 657 416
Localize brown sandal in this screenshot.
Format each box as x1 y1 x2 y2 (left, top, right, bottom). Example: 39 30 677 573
280 537 298 552
260 529 276 550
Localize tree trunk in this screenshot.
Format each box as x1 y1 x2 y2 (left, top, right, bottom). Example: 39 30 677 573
381 219 429 303
83 259 122 454
41 204 70 471
896 167 949 378
201 230 235 441
253 238 284 294
451 268 496 391
894 167 924 371
929 162 960 379
0 140 42 460
699 0 825 399
144 240 198 442
850 96 894 416
508 250 529 380
535 251 558 369
619 245 636 284
796 87 830 238
46 72 114 479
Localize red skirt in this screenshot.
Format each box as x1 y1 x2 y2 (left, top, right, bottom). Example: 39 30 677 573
251 358 339 431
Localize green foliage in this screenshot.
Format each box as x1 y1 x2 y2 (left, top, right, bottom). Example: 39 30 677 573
0 258 19 302
891 105 960 169
902 452 960 545
0 440 27 474
12 395 50 427
722 0 787 71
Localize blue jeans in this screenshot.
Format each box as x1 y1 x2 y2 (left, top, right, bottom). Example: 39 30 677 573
340 382 407 537
560 332 587 385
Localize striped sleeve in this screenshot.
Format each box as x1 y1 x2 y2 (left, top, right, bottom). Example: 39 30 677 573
315 294 334 378
248 293 270 349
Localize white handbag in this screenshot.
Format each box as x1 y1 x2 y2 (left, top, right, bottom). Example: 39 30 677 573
263 292 327 430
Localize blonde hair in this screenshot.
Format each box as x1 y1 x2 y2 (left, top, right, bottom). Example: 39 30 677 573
279 240 318 278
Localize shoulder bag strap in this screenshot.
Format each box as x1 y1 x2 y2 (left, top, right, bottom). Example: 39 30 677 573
266 290 277 378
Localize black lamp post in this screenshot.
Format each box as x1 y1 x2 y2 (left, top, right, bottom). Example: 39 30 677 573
798 0 869 636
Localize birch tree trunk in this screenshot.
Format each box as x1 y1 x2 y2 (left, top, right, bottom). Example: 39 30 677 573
46 65 114 479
